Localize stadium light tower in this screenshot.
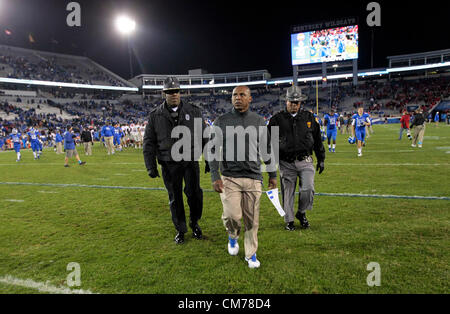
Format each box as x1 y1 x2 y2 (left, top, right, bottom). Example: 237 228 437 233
115 15 136 78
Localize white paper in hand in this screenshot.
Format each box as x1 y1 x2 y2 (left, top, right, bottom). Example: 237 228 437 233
266 188 285 217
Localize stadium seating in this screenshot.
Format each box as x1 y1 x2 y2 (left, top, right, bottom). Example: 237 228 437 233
0 44 449 131
0 44 132 87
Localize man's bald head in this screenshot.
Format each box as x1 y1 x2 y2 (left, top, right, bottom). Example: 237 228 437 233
232 86 252 113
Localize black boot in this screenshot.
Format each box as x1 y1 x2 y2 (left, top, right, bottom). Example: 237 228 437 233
285 221 295 231
174 232 185 244
296 212 310 229
190 221 203 240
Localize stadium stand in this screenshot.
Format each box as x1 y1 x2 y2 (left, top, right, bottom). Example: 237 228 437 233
0 44 133 87
0 44 449 137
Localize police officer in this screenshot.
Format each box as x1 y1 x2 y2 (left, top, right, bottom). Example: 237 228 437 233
143 77 209 244
268 86 325 231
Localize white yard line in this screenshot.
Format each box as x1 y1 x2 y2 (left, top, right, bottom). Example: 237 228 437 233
0 182 449 200
0 275 96 294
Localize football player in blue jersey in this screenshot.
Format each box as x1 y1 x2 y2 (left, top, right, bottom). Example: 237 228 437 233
27 126 41 160
38 129 45 155
324 108 339 153
10 128 22 162
352 106 371 157
21 134 27 149
113 123 123 151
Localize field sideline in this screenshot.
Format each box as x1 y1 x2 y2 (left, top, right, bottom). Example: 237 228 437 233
0 123 449 294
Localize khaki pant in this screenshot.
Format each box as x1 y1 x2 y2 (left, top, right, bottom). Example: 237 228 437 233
412 124 425 145
83 142 92 155
220 176 262 259
56 142 63 154
105 136 114 154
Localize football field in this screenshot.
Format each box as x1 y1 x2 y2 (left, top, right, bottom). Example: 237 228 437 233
0 123 449 294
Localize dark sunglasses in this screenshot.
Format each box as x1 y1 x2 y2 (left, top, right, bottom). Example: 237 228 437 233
165 89 180 95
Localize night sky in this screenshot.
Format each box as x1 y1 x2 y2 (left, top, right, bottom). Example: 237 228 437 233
0 0 449 79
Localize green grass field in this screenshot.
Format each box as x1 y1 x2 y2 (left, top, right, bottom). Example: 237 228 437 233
0 123 449 294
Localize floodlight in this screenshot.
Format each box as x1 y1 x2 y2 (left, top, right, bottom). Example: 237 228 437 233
115 16 136 35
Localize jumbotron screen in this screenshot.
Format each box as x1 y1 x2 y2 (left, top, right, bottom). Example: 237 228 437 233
291 25 358 65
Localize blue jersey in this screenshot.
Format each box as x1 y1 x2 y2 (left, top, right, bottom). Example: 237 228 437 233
101 126 114 137
63 131 76 150
55 133 63 143
319 46 329 58
352 113 370 130
434 113 439 122
324 113 339 131
10 133 22 144
114 127 122 138
28 130 40 142
337 40 345 53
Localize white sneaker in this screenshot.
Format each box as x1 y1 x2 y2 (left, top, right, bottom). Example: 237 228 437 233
227 237 239 256
357 153 362 157
245 254 260 268
418 144 422 148
411 144 416 147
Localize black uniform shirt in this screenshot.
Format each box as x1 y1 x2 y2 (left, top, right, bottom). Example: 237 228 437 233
268 108 325 162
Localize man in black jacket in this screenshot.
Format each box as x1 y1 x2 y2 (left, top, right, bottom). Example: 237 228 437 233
81 126 93 156
143 77 209 244
410 108 427 148
268 86 325 231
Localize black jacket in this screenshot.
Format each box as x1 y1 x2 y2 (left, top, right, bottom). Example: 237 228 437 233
81 130 93 142
143 100 206 171
268 109 325 162
410 111 427 128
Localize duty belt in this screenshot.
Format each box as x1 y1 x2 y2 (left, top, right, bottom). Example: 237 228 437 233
282 154 312 163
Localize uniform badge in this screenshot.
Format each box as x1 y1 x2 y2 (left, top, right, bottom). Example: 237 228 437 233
307 121 311 128
185 114 190 121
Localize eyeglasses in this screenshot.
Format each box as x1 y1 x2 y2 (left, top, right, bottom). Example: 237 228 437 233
165 89 180 95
